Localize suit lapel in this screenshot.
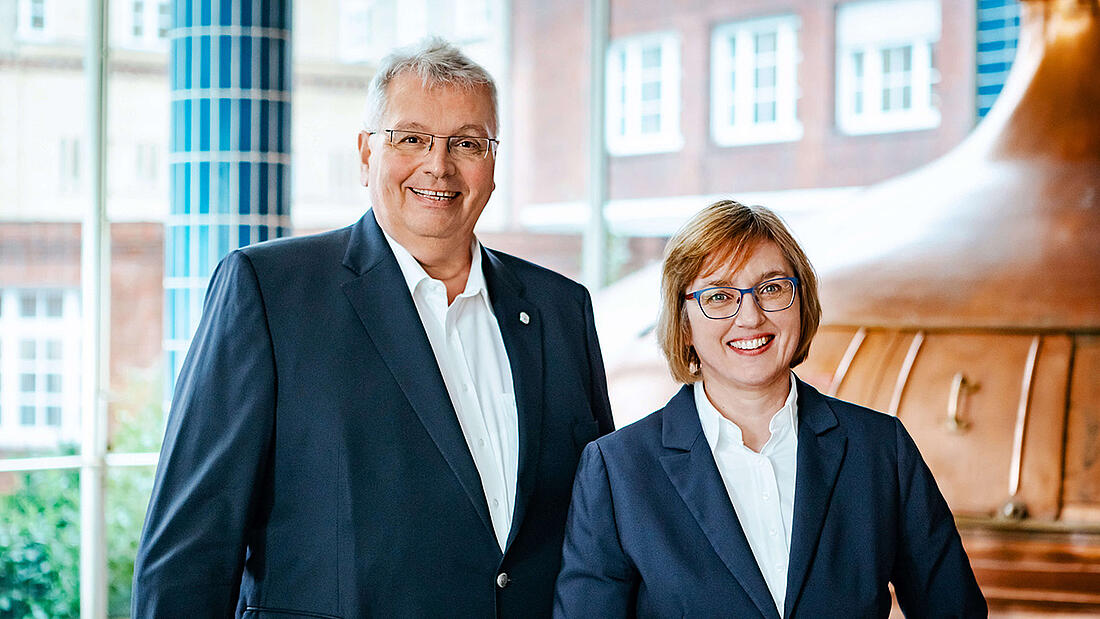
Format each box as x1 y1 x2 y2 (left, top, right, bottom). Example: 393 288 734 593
659 386 781 619
339 211 495 543
783 379 847 618
481 248 544 550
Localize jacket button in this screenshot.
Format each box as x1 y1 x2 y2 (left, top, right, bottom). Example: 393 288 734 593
496 572 510 588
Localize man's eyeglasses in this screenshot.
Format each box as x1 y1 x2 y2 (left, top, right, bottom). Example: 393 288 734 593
685 276 799 320
371 129 499 159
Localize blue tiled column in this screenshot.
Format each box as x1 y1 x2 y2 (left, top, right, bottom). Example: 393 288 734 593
976 0 1021 118
165 0 292 391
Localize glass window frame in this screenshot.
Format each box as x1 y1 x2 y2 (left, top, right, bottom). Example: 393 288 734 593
605 31 683 157
16 0 55 41
835 0 941 135
710 14 803 147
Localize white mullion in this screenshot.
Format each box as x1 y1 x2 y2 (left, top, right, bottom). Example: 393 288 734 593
867 45 884 125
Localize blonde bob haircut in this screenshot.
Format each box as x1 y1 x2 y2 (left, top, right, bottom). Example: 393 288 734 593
657 199 822 384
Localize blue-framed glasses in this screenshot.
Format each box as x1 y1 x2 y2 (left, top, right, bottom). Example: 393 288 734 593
684 276 799 320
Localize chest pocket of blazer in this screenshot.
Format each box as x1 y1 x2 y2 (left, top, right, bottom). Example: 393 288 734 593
572 418 600 452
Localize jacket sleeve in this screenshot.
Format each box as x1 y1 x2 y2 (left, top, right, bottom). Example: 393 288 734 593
891 419 988 617
553 442 637 618
132 251 277 617
581 289 615 436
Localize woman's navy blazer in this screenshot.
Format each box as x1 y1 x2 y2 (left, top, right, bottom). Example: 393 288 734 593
555 378 986 618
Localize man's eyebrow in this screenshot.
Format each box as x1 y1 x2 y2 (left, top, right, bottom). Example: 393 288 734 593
390 122 429 132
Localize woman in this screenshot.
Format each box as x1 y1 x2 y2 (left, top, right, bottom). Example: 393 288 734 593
554 200 986 618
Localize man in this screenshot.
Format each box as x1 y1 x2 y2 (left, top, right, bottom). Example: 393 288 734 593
133 38 613 617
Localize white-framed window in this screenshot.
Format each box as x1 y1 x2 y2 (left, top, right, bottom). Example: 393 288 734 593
122 0 171 49
606 32 683 156
0 288 82 449
16 0 55 41
339 0 393 62
836 0 941 135
338 0 499 64
711 15 802 146
454 0 493 42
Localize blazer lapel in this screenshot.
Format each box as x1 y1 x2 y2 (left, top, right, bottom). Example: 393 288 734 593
481 248 544 550
659 386 781 619
339 211 495 544
783 378 847 618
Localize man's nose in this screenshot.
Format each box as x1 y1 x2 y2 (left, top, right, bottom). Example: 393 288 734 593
422 138 456 176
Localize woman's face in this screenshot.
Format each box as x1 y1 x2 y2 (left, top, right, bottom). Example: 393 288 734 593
686 240 801 402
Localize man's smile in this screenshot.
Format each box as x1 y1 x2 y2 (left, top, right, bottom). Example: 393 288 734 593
409 187 460 201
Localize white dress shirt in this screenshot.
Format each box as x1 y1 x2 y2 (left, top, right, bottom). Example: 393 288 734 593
384 232 519 552
695 374 799 616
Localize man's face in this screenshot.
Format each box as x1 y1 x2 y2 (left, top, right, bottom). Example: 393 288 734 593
358 72 497 250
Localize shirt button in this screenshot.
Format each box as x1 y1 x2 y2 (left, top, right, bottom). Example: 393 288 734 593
762 493 770 501
496 572 510 588
775 563 784 572
478 438 486 448
769 527 778 536
492 498 500 508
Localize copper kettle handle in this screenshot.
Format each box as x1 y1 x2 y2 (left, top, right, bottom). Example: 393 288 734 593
946 372 977 432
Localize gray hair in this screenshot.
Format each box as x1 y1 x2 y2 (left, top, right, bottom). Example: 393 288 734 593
362 36 499 134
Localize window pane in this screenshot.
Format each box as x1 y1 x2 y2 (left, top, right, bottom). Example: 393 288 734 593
755 66 776 89
20 292 37 317
45 291 63 317
106 466 157 615
755 31 776 54
6 0 86 463
641 45 661 70
133 0 145 38
46 406 62 426
0 469 81 615
755 101 776 123
31 0 46 30
158 1 171 38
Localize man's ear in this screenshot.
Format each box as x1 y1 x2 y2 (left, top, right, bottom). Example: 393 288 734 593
357 131 371 186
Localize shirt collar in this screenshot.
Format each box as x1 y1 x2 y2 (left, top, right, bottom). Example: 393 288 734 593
382 230 488 303
696 373 799 453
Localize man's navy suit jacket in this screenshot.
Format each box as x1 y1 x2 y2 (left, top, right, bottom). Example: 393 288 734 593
554 379 986 618
132 211 614 618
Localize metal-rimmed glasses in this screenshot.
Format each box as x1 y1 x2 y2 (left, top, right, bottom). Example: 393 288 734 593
684 276 800 320
370 129 499 159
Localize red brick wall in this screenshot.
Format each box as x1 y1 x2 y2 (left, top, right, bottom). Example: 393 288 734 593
509 0 976 211
0 222 165 385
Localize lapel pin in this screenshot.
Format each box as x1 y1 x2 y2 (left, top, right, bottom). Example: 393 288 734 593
519 311 530 325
